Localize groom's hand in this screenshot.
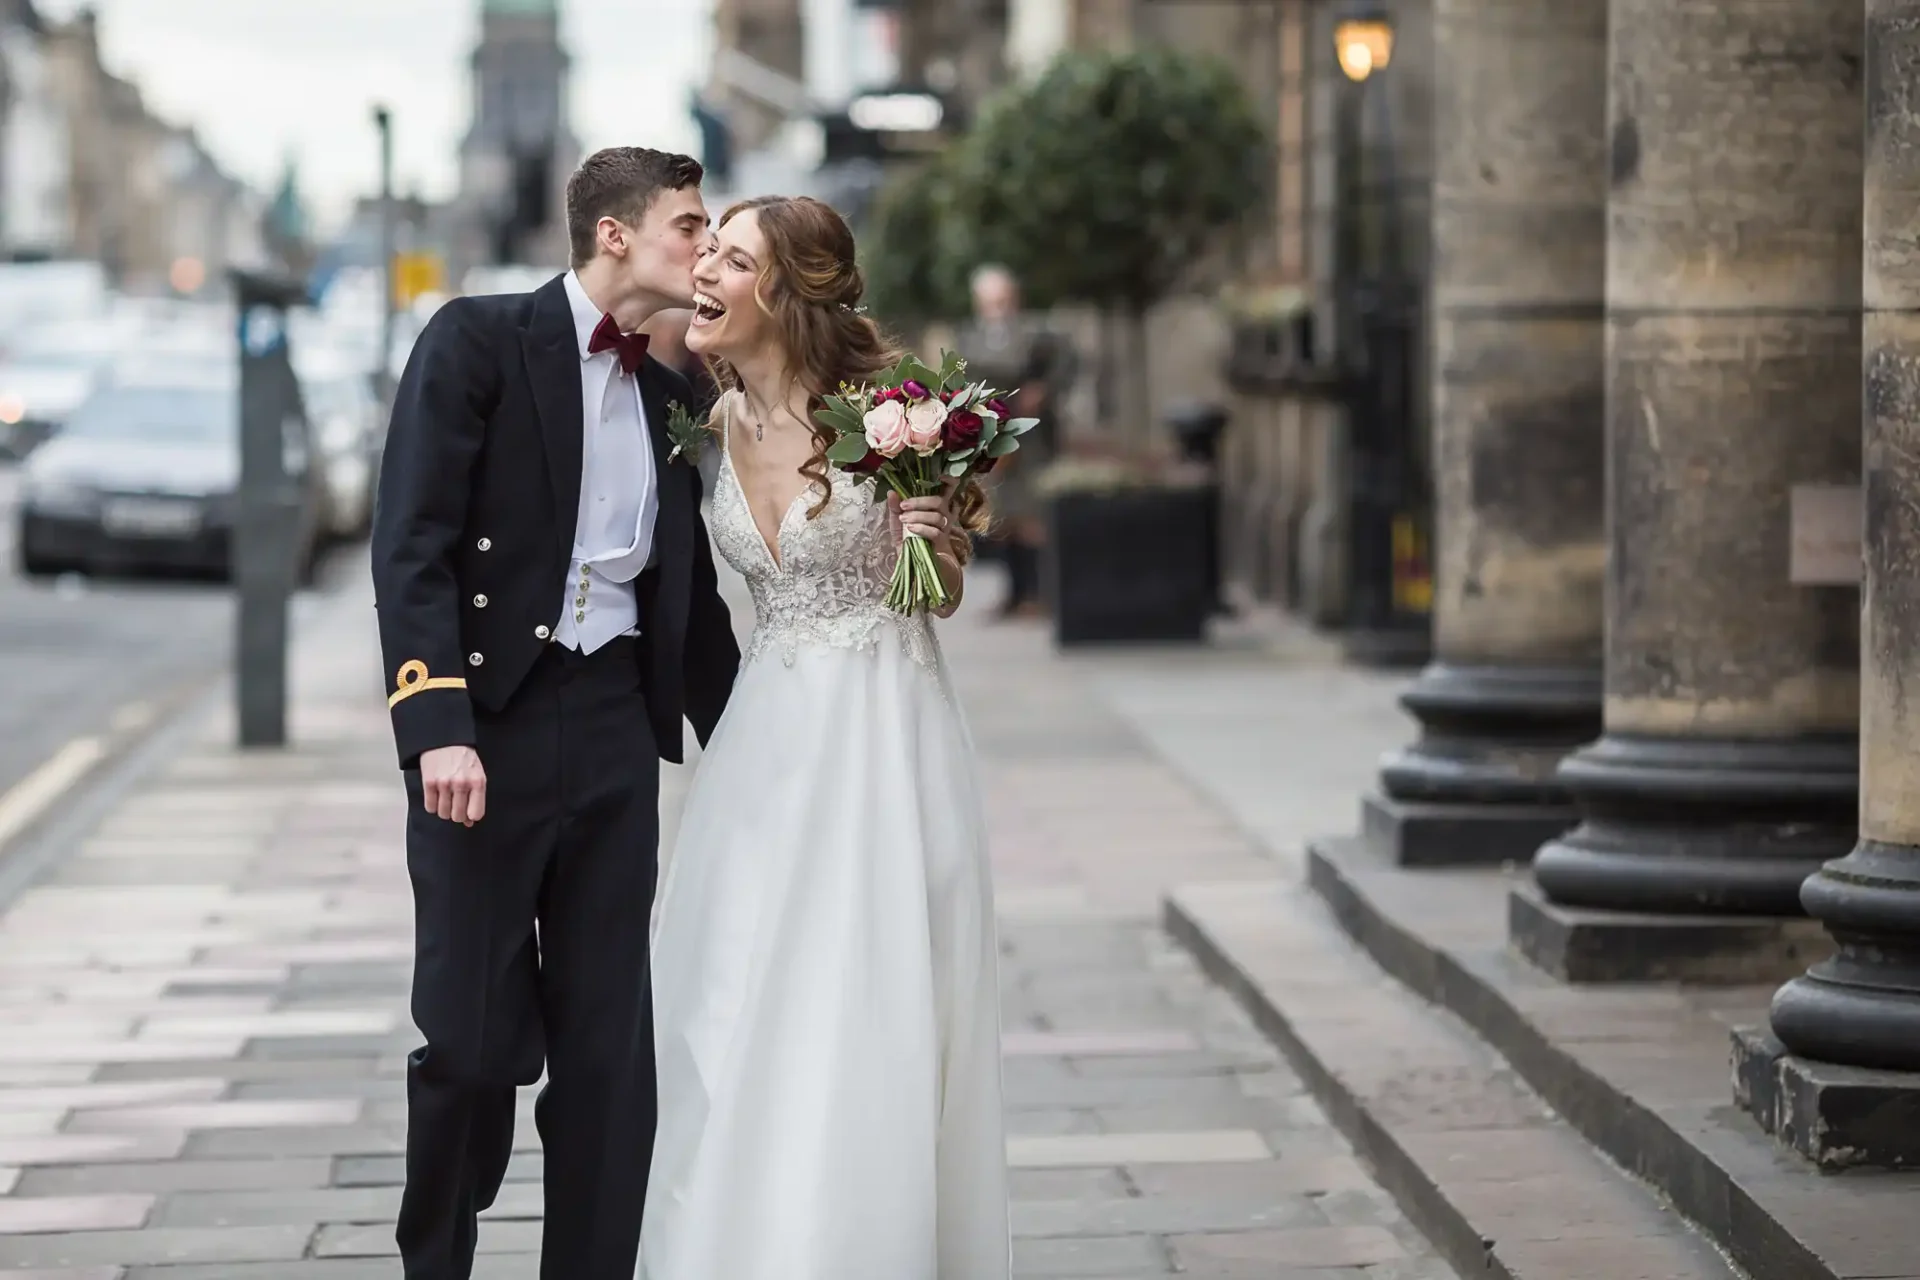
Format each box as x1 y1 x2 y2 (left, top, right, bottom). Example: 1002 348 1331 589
420 746 487 826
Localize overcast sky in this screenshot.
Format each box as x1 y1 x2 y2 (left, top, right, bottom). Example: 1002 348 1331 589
36 0 711 233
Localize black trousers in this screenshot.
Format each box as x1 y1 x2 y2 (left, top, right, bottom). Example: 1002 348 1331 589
396 637 660 1280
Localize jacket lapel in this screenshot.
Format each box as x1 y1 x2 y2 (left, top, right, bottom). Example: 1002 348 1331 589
522 277 583 539
638 358 691 565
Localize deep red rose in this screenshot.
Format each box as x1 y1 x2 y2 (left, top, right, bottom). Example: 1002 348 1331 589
843 446 885 474
876 386 906 404
939 388 955 403
976 451 1001 475
985 397 1011 419
902 379 931 401
943 409 983 451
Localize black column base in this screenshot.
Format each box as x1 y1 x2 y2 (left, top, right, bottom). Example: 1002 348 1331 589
1532 733 1857 917
1380 661 1602 805
1362 663 1598 867
1733 1027 1920 1171
1769 839 1920 1072
1510 882 1832 984
1359 792 1575 867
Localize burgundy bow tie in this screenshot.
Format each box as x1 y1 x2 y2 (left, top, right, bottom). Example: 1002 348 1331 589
588 313 650 374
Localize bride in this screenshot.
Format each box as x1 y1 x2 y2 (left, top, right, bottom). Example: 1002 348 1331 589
637 195 1011 1279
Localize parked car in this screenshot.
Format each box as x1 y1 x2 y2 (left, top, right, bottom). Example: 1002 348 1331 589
299 365 382 540
0 349 104 460
14 365 324 581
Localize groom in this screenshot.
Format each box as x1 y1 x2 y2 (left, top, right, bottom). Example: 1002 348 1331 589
371 147 739 1280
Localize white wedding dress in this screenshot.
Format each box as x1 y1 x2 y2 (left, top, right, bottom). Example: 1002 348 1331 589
637 411 1010 1280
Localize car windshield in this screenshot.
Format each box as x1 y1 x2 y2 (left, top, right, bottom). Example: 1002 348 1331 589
60 384 235 445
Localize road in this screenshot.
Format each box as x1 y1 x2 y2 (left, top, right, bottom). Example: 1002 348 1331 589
0 462 358 813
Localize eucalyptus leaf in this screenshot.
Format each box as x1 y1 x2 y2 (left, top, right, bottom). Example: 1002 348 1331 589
946 458 972 477
826 434 875 464
1003 417 1040 436
987 434 1022 457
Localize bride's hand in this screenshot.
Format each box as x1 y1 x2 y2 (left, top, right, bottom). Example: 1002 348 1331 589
889 487 956 549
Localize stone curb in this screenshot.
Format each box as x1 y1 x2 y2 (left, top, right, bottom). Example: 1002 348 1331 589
1304 833 1919 1280
1164 878 1741 1280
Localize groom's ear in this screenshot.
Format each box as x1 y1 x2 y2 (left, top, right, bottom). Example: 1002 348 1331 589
596 216 638 261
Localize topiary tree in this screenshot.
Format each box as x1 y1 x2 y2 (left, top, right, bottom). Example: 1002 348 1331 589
860 151 973 335
951 47 1268 439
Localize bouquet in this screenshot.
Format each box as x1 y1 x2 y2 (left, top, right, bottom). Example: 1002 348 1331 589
813 350 1038 615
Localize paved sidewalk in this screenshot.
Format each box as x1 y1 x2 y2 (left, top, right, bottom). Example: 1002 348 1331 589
0 556 1454 1279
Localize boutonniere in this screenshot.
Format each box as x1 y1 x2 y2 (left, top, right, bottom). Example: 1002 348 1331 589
664 399 707 465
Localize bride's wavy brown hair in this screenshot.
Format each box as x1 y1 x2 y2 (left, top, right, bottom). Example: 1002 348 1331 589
705 195 988 561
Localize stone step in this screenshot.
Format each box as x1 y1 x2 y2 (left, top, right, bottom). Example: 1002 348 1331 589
1294 832 1920 1280
1165 876 1744 1280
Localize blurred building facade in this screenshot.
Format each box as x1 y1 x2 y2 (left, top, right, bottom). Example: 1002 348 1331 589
449 0 579 276
0 3 265 292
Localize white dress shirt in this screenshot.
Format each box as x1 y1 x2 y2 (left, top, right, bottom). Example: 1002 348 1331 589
553 270 659 654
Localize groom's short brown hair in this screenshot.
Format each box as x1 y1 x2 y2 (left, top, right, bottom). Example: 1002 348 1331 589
566 147 705 267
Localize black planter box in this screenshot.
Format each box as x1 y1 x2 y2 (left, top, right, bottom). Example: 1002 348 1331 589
1046 487 1211 645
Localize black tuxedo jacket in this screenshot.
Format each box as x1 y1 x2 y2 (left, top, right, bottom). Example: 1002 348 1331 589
371 276 739 769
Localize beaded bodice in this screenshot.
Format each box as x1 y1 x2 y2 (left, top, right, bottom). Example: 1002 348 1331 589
710 430 938 673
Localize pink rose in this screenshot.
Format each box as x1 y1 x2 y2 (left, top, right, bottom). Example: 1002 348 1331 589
864 399 912 457
904 397 948 455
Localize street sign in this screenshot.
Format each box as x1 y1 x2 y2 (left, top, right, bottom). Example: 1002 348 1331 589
392 252 444 306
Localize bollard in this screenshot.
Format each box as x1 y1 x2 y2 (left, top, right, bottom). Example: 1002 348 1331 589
231 268 311 749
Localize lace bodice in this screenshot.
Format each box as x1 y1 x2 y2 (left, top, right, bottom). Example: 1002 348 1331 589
709 424 939 673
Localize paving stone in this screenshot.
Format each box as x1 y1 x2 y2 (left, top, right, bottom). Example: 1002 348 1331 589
154 1180 543 1229
90 1058 386 1086
0 1196 154 1234
1009 1130 1271 1168
17 1159 334 1198
1125 1157 1377 1200
0 1083 227 1114
1093 1095 1304 1132
1003 1031 1201 1058
1015 1189 1325 1238
1006 1073 1255 1111
335 1151 547 1192
1067 1052 1275 1079
1168 1226 1410 1271
1008 1167 1133 1200
0 1135 189 1167
311 1218 539 1257
0 1224 312 1267
137 1012 395 1041
63 1101 362 1134
224 1077 403 1102
181 1125 409 1159
1012 1233 1171 1276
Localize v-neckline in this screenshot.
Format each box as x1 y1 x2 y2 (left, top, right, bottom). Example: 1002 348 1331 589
722 442 812 573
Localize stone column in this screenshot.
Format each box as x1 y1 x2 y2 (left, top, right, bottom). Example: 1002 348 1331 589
1745 2 1920 1167
1365 0 1608 866
1517 0 1862 979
